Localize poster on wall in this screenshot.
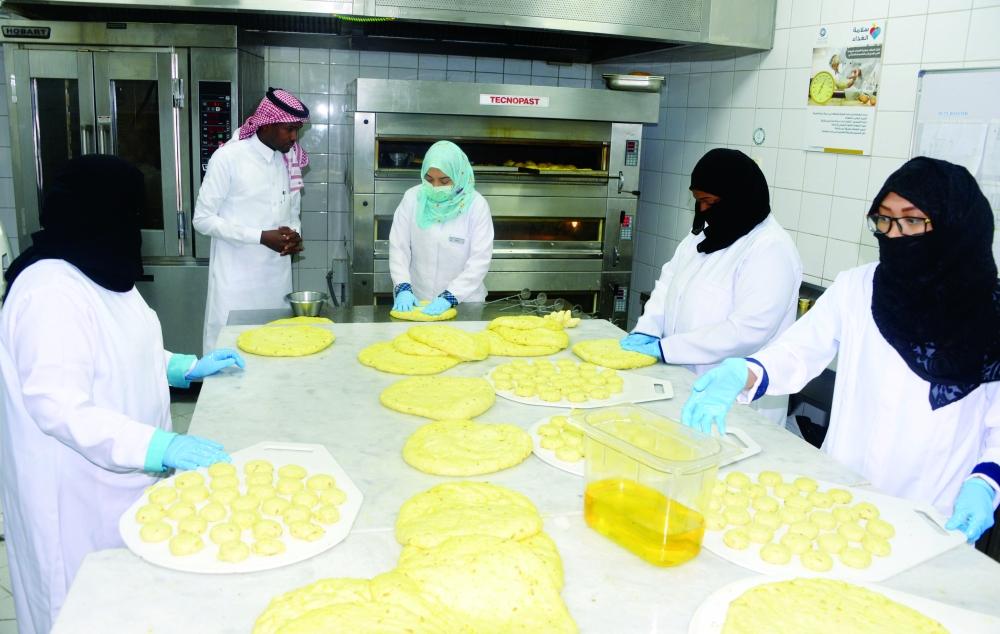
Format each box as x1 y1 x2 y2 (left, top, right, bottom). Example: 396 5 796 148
805 22 884 154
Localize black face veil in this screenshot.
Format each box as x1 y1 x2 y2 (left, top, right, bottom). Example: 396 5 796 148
688 148 771 255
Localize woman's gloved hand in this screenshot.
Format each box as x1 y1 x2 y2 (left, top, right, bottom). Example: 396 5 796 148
393 289 417 312
145 429 230 472
186 348 246 381
946 478 996 543
421 296 453 316
620 333 662 359
679 357 749 435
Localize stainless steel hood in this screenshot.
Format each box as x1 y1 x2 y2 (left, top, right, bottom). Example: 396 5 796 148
1 0 776 61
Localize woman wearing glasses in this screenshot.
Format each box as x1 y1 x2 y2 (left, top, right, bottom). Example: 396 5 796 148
681 156 1000 544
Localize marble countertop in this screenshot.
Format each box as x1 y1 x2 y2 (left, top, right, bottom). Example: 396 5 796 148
53 320 1000 633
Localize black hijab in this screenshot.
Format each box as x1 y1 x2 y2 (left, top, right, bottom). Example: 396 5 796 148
4 154 145 300
689 149 771 254
870 156 1000 409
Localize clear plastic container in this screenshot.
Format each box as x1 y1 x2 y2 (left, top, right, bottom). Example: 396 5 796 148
573 405 725 567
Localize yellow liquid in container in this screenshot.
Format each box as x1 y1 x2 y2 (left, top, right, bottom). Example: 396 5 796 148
584 478 705 566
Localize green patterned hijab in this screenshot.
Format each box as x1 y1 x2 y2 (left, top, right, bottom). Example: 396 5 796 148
416 140 476 229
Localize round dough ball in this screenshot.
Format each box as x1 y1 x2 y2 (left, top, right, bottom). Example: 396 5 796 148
139 521 172 543
760 543 792 565
289 521 325 542
253 538 286 556
178 516 208 535
854 502 880 520
209 522 242 545
246 473 273 488
810 511 836 531
758 471 783 487
774 483 797 499
292 491 319 508
829 488 854 505
319 488 348 506
174 471 205 490
169 532 204 557
706 512 727 531
779 507 806 525
817 533 848 555
540 435 564 450
724 507 752 526
780 533 812 555
746 484 767 499
712 482 728 497
833 506 857 524
539 389 562 402
588 387 611 400
211 475 240 490
208 462 236 478
747 522 774 545
148 487 178 507
252 519 284 540
800 549 834 572
261 497 292 517
135 504 165 524
723 492 749 508
561 432 582 448
784 495 812 512
282 504 312 524
180 486 210 505
723 528 751 550
276 478 304 495
231 510 258 530
754 511 782 531
315 504 341 525
217 540 250 563
306 474 337 491
708 498 723 512
538 423 560 437
752 496 779 513
232 495 260 513
840 547 873 569
862 533 892 557
244 460 274 476
725 472 751 489
838 522 866 543
166 502 196 521
555 446 583 462
793 477 818 493
808 492 834 508
867 518 896 539
514 385 536 398
248 485 277 501
787 521 820 541
199 502 227 523
494 379 514 391
211 488 239 506
567 391 588 403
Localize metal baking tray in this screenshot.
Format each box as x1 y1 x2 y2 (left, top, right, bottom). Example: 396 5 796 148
602 74 664 93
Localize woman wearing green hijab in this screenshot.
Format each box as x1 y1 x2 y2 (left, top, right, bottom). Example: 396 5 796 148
390 140 495 315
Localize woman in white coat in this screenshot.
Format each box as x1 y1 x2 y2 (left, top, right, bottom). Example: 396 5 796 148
390 140 494 316
682 157 1000 543
0 156 241 633
620 149 802 424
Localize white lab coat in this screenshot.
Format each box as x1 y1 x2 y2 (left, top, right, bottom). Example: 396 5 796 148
634 215 802 423
0 260 172 634
745 263 1000 515
194 135 301 354
388 185 494 303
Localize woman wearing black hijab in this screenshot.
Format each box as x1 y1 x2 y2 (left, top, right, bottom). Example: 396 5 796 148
0 155 243 633
682 157 1000 543
621 148 802 425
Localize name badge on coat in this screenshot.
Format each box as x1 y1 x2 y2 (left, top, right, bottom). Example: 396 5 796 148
448 236 466 244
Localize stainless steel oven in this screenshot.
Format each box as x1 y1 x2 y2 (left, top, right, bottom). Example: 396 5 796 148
348 78 658 324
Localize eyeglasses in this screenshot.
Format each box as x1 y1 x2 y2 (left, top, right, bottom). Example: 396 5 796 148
866 214 933 236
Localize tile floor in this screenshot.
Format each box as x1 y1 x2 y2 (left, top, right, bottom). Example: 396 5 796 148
0 396 199 632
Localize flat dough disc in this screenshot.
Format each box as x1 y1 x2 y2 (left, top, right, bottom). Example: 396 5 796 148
392 334 450 357
237 325 334 357
358 342 461 375
402 419 533 476
265 316 334 326
484 330 561 357
390 301 458 322
380 376 495 420
488 315 563 331
492 325 569 350
408 325 489 361
572 338 658 369
395 482 542 548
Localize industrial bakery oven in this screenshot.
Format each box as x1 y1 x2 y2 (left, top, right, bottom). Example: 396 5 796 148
348 78 659 323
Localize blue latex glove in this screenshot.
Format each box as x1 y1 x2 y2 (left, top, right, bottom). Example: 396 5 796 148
946 478 996 543
620 333 662 359
163 435 230 471
186 348 246 381
421 296 454 316
679 357 749 435
393 289 417 312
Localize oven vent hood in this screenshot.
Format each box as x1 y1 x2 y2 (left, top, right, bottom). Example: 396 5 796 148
1 0 775 62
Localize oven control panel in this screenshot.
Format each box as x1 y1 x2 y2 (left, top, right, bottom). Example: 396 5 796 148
199 81 232 178
624 139 639 167
614 285 628 313
620 213 633 240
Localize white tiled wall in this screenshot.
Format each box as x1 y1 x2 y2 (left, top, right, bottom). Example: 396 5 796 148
597 0 1000 321
263 47 590 293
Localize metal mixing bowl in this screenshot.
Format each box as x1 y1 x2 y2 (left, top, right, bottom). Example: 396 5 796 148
285 290 328 317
